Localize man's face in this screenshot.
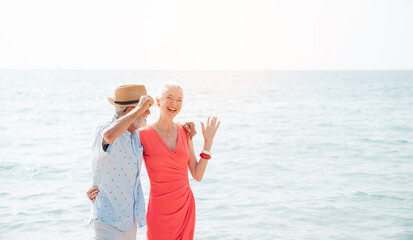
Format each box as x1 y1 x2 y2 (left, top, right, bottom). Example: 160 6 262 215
132 107 150 129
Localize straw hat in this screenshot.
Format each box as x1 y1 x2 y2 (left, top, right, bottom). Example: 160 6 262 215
107 84 147 107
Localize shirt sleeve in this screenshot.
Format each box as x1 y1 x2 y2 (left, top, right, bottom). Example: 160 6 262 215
91 123 113 186
93 123 113 159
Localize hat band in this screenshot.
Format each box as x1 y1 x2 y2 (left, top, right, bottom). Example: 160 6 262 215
114 100 140 105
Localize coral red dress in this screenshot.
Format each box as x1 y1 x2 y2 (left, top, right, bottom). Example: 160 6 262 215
139 124 196 240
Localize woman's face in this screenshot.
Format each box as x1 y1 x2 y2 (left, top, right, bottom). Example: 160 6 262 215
157 87 183 119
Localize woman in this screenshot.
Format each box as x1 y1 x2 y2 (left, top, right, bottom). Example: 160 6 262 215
139 82 220 240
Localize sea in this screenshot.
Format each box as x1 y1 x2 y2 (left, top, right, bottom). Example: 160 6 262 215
0 69 412 240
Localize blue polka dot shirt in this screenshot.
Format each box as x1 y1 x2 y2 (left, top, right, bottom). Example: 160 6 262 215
90 117 146 231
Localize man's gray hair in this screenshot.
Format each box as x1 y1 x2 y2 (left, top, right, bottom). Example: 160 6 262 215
156 82 184 99
115 106 128 116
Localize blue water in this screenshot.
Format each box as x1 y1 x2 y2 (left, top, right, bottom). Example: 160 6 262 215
0 70 412 239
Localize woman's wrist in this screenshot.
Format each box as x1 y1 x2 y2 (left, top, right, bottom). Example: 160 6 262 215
203 140 213 151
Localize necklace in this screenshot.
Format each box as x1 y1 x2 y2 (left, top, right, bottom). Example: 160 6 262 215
153 122 177 151
154 122 175 138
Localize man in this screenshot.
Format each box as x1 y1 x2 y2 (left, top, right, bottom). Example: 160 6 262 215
87 84 195 240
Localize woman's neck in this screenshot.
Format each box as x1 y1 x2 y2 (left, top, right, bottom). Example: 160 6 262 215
154 115 174 131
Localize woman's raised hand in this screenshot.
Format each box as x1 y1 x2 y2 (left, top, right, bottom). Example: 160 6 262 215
200 116 220 145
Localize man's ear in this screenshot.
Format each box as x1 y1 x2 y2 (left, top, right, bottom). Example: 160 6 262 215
126 107 133 113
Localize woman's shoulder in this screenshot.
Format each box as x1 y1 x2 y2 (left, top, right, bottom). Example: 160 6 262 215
139 126 158 148
176 123 184 133
176 123 189 141
139 125 154 137
139 125 153 131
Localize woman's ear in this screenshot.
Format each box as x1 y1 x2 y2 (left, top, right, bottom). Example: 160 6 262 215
156 98 160 107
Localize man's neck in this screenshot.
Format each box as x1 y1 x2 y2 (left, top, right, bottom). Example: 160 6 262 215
127 127 136 133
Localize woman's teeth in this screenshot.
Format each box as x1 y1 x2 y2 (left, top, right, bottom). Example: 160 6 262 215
167 107 177 112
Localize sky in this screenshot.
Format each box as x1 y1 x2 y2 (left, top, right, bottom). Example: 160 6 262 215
0 0 412 70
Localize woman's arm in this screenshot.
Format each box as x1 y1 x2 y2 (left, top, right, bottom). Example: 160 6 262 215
188 116 220 182
86 186 99 202
188 139 209 181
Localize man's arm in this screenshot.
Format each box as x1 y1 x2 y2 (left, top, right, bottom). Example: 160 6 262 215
103 95 153 144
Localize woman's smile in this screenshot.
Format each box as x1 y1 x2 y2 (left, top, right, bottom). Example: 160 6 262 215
158 87 184 117
167 107 177 111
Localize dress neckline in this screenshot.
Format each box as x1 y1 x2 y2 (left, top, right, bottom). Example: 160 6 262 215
148 124 179 153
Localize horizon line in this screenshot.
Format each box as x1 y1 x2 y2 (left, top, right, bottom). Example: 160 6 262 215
1 68 413 72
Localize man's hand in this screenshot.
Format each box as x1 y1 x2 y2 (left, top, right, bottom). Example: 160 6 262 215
103 95 154 144
136 95 154 111
181 122 197 140
86 186 99 203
